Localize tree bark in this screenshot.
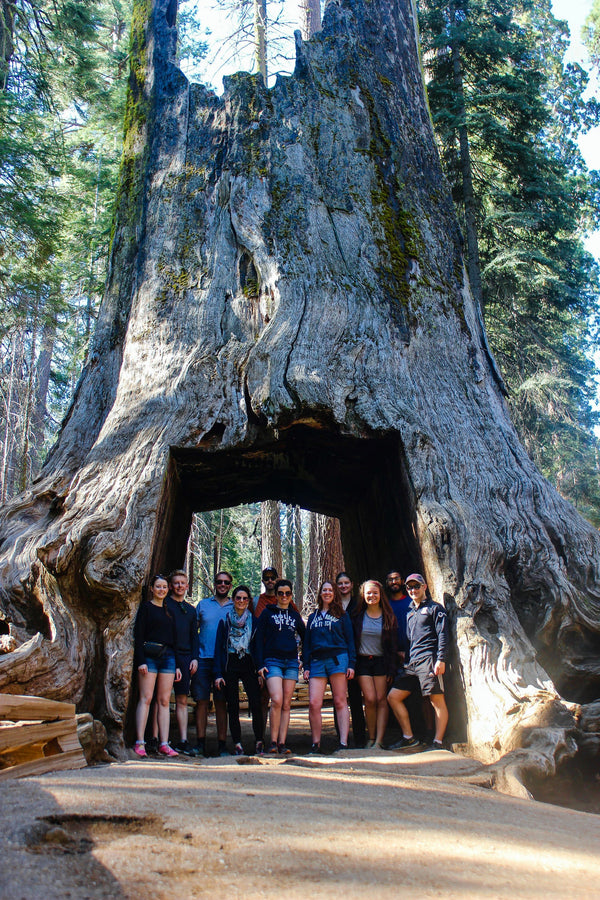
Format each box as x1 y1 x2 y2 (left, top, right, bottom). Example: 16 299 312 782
298 0 322 40
0 0 599 791
261 500 282 576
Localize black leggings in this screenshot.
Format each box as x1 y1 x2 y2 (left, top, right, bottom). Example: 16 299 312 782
224 653 264 744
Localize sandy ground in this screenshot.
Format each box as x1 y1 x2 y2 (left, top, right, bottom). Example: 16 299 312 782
2 710 600 900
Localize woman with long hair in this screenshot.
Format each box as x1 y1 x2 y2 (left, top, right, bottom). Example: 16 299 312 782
133 574 182 757
256 579 305 755
303 580 355 753
352 580 398 749
214 584 264 755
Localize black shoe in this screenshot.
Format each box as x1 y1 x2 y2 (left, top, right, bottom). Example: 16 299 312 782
308 743 321 756
334 743 348 753
430 740 445 751
389 736 420 751
192 741 206 758
174 739 195 756
278 743 292 755
146 737 159 756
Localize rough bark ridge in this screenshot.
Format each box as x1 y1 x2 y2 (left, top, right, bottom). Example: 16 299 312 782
0 0 599 787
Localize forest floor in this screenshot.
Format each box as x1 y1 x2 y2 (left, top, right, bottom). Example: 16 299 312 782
2 708 600 900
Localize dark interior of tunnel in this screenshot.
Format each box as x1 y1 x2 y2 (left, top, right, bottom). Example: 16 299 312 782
150 425 422 585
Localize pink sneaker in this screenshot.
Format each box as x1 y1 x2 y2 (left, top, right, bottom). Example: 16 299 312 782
159 742 178 757
134 742 147 758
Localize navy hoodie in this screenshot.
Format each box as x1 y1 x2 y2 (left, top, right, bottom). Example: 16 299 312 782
303 610 356 670
255 605 306 668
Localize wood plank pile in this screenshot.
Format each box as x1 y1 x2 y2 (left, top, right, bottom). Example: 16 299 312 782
0 693 87 780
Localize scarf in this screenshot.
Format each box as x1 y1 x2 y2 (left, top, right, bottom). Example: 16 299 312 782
227 608 252 657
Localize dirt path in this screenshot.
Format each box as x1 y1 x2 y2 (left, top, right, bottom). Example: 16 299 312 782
2 730 600 900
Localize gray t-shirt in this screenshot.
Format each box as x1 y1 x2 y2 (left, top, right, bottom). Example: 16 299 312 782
359 613 383 656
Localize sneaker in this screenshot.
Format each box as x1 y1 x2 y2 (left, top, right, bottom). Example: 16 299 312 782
174 739 195 756
278 743 292 756
234 743 245 756
158 742 178 757
365 739 376 749
254 741 264 756
389 736 420 751
334 743 348 753
134 741 147 758
193 742 206 758
430 740 445 751
146 737 159 756
267 741 279 755
308 743 321 756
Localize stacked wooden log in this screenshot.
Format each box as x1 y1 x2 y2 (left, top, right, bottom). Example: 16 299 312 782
0 693 87 780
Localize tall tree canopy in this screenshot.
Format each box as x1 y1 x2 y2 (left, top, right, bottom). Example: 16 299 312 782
418 0 600 525
0 0 131 500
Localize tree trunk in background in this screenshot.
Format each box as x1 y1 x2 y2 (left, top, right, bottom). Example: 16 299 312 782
298 0 322 40
294 506 304 605
254 0 267 84
261 500 282 576
308 513 344 606
285 504 294 579
0 0 599 794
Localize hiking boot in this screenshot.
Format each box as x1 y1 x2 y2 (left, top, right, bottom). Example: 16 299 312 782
389 736 420 751
174 739 195 756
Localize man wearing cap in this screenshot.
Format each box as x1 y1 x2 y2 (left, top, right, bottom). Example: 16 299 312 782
387 573 449 751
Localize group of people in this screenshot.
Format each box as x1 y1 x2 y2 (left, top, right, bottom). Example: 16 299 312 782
132 566 449 758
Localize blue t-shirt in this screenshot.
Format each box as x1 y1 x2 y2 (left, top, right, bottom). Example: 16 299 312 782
390 595 411 655
196 596 233 659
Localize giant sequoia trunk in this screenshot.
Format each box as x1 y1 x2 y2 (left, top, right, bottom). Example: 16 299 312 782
1 0 599 791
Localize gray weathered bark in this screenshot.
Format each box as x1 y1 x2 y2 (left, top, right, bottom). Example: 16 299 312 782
0 0 599 790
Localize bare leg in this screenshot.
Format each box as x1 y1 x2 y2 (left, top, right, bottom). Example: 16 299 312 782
278 678 297 745
136 669 157 742
373 675 389 745
359 675 377 741
429 693 449 742
156 671 175 744
175 694 189 741
267 676 283 743
195 699 209 739
387 687 414 737
308 677 327 744
330 673 350 745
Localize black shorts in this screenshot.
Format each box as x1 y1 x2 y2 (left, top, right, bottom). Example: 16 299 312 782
356 655 387 677
174 652 193 696
393 659 444 696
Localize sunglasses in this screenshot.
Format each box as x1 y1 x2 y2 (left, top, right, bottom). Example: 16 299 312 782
216 579 232 585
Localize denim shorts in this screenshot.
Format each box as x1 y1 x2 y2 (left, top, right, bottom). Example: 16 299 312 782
144 648 176 674
263 657 299 681
308 652 349 678
191 657 227 702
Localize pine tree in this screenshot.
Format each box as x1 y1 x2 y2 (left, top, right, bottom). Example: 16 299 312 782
419 0 600 524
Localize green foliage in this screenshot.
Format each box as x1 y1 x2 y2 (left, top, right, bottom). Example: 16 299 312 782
0 0 131 500
583 0 600 70
419 0 600 524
